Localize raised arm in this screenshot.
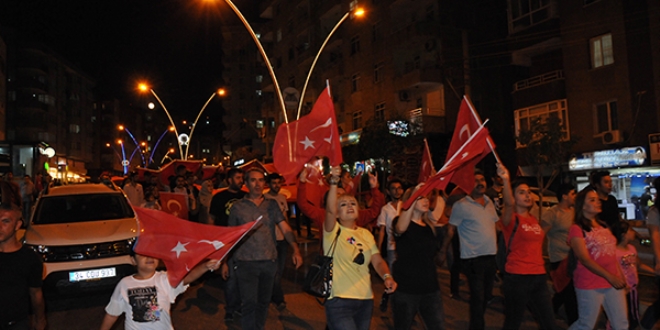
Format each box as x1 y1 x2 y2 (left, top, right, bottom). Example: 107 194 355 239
296 169 326 228
356 172 384 227
183 259 220 285
498 163 514 227
325 166 341 232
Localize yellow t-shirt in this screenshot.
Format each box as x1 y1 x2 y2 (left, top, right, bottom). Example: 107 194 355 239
323 222 380 300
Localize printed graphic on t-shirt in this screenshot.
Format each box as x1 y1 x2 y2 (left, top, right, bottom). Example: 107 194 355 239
521 223 542 235
224 198 241 216
128 286 161 323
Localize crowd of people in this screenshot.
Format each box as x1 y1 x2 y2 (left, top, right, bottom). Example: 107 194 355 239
4 162 660 330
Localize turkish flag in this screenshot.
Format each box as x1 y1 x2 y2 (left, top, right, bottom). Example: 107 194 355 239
302 161 329 207
133 207 259 287
445 96 495 193
418 138 436 183
403 125 491 210
158 160 204 183
160 192 189 220
273 87 343 183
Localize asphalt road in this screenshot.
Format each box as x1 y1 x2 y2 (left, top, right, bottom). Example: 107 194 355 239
45 234 660 330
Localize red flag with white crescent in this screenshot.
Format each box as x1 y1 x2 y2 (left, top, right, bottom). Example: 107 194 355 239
159 192 189 220
418 138 436 183
273 87 343 183
133 207 260 287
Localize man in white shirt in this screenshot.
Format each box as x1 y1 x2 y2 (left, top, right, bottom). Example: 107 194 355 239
122 172 144 206
376 178 404 312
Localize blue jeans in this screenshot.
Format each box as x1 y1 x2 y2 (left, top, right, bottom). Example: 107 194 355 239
502 273 556 329
392 290 445 330
223 258 241 314
235 260 277 330
325 298 373 330
569 287 628 330
462 255 497 330
271 240 288 305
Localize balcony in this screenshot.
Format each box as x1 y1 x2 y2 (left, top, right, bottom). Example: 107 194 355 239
512 70 566 110
397 67 443 91
513 70 564 91
409 108 446 134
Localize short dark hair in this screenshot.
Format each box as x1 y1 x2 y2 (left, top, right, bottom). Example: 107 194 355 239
556 184 575 202
226 168 244 179
611 220 630 244
387 179 403 190
511 179 528 192
474 168 485 177
0 203 21 214
590 170 611 187
266 172 284 183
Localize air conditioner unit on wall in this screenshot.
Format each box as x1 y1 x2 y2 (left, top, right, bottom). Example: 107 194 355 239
602 130 622 144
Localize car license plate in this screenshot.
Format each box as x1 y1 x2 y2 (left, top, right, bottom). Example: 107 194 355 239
69 267 116 282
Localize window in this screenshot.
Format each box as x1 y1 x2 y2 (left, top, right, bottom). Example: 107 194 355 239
508 0 552 33
591 33 614 68
351 35 361 55
372 23 380 42
514 99 570 146
69 124 80 134
277 29 282 42
374 62 383 83
351 74 360 92
353 111 363 130
256 75 263 83
594 100 618 134
256 90 262 97
375 102 385 121
256 120 264 129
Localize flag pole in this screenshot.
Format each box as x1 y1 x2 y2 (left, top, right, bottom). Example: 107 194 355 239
462 95 502 164
423 138 436 173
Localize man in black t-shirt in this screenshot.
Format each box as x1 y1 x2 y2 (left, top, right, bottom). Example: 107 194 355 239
208 167 245 321
0 203 45 330
209 168 246 226
590 170 621 227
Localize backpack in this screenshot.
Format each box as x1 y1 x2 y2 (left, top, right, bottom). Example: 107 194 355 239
496 215 519 273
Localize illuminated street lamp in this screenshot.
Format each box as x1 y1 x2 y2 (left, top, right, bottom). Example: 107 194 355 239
138 82 184 159
161 148 176 164
149 126 176 166
297 5 364 120
118 125 146 166
117 139 128 175
138 82 224 160
185 88 226 160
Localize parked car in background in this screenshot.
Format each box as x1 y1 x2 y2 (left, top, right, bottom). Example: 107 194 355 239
21 183 137 296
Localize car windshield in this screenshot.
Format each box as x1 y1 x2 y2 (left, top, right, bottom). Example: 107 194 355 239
33 193 135 224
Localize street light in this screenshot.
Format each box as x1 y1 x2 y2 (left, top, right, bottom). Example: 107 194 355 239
297 6 365 120
207 0 289 124
185 88 226 160
117 139 128 175
118 125 146 166
138 82 224 161
149 126 176 166
138 82 184 159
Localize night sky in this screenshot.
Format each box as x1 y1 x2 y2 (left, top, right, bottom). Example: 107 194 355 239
0 0 255 119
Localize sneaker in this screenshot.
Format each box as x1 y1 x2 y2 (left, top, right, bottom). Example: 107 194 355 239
224 313 234 322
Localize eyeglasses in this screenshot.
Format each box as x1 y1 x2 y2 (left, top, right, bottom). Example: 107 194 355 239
353 243 364 265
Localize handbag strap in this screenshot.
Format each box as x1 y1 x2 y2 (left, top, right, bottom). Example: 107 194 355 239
325 227 341 257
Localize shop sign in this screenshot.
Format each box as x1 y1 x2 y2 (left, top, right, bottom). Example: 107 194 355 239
649 133 660 166
568 146 646 171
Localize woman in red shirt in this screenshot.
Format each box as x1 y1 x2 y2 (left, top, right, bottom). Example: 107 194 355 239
498 164 556 329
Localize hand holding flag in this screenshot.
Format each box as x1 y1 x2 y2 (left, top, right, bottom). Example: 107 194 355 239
273 86 343 183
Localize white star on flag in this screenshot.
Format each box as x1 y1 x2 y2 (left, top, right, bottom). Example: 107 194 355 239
171 241 189 258
300 136 315 150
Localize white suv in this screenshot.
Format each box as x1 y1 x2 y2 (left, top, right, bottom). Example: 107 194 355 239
23 183 137 295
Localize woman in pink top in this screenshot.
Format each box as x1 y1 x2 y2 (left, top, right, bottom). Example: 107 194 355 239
567 189 627 330
497 164 555 330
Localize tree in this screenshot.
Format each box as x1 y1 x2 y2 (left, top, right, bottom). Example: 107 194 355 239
516 115 578 218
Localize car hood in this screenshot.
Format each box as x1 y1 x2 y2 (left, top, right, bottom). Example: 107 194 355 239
24 218 138 246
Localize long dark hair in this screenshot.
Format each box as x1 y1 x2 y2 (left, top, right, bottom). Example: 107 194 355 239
574 188 607 232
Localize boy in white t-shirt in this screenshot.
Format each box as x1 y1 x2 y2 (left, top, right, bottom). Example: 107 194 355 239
99 251 220 330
